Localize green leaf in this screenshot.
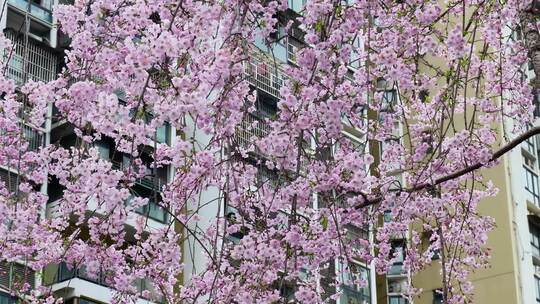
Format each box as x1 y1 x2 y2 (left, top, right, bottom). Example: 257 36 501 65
320 216 328 230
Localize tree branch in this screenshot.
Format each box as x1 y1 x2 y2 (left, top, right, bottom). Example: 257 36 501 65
356 125 540 209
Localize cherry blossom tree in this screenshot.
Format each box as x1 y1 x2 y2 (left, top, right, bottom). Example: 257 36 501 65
0 0 538 303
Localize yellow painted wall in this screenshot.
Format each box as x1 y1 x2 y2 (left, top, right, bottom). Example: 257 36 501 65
412 150 521 304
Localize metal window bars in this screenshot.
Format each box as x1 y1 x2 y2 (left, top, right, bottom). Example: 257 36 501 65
4 30 58 86
234 113 272 151
0 123 44 152
244 56 285 98
20 123 44 151
0 261 35 290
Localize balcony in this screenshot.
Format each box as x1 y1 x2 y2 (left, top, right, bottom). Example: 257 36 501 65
111 160 165 192
234 113 272 151
0 261 36 291
4 30 58 86
52 263 164 303
338 262 372 304
126 195 168 223
20 123 44 151
8 0 53 24
55 262 108 287
0 123 44 152
244 56 284 98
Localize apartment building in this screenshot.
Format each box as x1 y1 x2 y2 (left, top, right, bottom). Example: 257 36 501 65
0 0 174 303
0 0 489 304
370 21 540 304
0 0 383 303
1 0 57 302
185 2 380 303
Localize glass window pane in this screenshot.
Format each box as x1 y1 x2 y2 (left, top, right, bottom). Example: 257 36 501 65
156 123 169 143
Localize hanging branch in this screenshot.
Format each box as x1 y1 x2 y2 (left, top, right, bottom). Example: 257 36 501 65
356 125 540 208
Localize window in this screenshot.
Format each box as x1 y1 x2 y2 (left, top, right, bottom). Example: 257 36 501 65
432 290 443 304
287 37 302 64
524 164 540 207
381 90 397 112
384 210 393 223
421 231 440 260
4 31 57 84
388 240 406 275
126 194 168 223
288 0 306 13
524 134 537 156
0 261 35 290
0 169 19 193
94 140 111 160
156 122 170 144
345 224 369 249
387 278 406 294
0 292 17 304
349 37 362 69
20 124 44 151
338 262 371 304
389 296 407 304
531 223 540 257
535 275 540 303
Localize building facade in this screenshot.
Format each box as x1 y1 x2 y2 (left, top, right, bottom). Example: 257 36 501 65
0 0 380 303
0 0 174 303
378 24 540 304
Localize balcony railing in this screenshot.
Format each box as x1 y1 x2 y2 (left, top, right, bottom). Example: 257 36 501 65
126 195 168 223
340 285 371 304
111 160 165 191
244 56 285 98
8 0 53 24
4 30 58 86
0 123 44 152
20 123 44 151
0 261 36 290
388 263 405 276
55 262 164 302
56 262 108 286
234 113 272 150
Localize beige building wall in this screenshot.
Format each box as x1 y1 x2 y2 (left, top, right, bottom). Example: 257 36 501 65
412 152 522 303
